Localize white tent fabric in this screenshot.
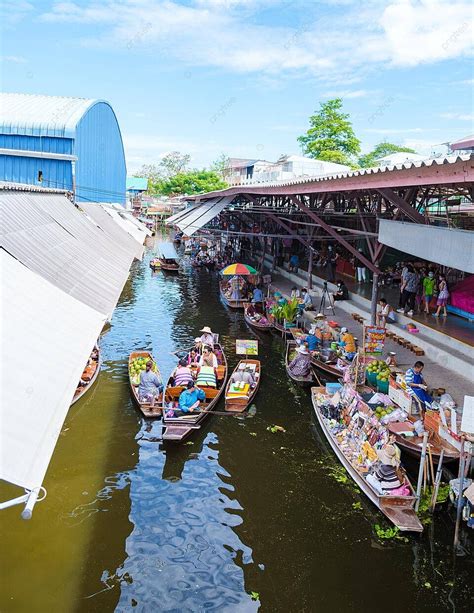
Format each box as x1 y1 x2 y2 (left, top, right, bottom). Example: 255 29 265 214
0 249 106 491
104 206 149 245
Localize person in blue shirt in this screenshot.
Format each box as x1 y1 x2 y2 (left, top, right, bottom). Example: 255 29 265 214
178 381 206 413
289 253 299 273
252 286 264 303
305 324 320 352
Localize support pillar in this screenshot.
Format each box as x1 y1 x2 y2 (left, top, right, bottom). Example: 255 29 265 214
307 247 313 289
370 272 379 325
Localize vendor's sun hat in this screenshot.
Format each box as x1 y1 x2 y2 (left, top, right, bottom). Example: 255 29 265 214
238 363 246 370
200 326 213 333
378 444 399 467
194 337 201 343
341 327 348 333
296 345 310 355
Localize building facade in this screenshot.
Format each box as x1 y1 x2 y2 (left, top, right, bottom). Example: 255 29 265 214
0 93 126 204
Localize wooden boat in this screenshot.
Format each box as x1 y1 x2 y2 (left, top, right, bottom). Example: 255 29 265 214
71 345 101 405
243 303 272 331
159 257 180 271
219 281 246 309
311 353 348 380
158 244 180 271
311 387 423 532
128 350 163 418
285 340 313 386
162 343 228 441
225 359 261 412
150 257 161 270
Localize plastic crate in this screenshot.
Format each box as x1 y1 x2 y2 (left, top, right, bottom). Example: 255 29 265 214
366 370 378 386
376 378 389 394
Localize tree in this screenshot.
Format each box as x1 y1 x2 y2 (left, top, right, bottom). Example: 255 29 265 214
297 98 361 165
358 142 417 168
136 164 164 183
154 170 228 196
159 151 191 177
210 153 231 179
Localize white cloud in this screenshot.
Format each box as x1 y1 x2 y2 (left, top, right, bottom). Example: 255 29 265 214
322 89 373 99
1 0 33 24
440 112 474 121
1 55 27 63
39 0 474 80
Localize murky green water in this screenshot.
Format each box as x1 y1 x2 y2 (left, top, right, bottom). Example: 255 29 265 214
1 237 473 613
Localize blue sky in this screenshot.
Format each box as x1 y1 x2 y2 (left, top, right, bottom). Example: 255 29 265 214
2 0 473 173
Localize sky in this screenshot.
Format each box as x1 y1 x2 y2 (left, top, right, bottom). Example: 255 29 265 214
1 0 473 174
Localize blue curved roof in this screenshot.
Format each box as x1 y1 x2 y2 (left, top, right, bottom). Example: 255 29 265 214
0 93 107 138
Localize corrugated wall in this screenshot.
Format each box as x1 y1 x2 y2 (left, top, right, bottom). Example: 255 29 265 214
0 134 74 189
75 102 126 204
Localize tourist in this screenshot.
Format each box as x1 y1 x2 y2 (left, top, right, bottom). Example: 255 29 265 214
422 271 436 314
199 346 218 369
376 298 391 327
434 275 449 318
366 444 403 494
178 381 206 413
174 358 194 387
300 288 314 311
326 247 338 282
252 285 264 303
338 327 356 359
290 286 301 299
397 264 418 316
355 249 368 283
289 253 299 273
305 324 320 352
288 345 312 377
187 348 200 366
138 360 163 407
332 280 349 302
199 326 215 348
405 361 432 408
231 363 255 385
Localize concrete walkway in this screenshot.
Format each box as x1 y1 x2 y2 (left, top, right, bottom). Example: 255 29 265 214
268 270 473 407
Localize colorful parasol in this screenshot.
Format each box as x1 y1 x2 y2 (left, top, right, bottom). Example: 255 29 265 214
221 263 258 276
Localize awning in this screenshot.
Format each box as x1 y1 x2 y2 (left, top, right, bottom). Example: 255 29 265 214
158 243 179 259
0 249 106 494
378 220 474 273
104 205 149 245
166 203 202 226
0 193 138 317
177 196 233 236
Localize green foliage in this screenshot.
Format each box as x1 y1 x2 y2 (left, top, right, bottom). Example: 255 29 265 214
328 465 349 484
210 153 231 179
416 483 450 525
160 151 191 177
250 591 260 601
297 98 361 165
280 297 299 323
358 142 417 168
352 502 363 511
374 524 409 542
151 170 228 196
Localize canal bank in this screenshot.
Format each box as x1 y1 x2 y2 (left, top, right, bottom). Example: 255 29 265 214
1 237 473 613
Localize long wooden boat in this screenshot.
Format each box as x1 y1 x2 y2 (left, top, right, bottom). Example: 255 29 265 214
162 343 228 441
243 303 272 331
225 359 261 413
220 282 246 309
150 257 161 270
311 354 347 379
311 387 423 532
159 257 180 271
128 350 163 418
285 340 313 386
71 345 101 405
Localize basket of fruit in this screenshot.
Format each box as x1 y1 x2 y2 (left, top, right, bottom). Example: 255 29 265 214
366 359 391 391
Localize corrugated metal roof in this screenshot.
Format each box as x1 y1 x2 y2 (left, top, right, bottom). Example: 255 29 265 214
126 177 148 191
0 180 66 193
1 248 106 491
0 92 100 138
166 203 202 225
451 134 474 150
179 196 234 236
158 243 179 259
0 192 138 316
189 153 474 199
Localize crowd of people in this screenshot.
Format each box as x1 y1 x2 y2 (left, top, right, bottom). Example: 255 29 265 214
395 262 450 317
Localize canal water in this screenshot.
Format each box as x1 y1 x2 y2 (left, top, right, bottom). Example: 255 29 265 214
1 237 473 613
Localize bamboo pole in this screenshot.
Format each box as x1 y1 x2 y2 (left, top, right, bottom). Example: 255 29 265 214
430 450 444 512
415 432 429 511
427 445 436 486
453 438 466 550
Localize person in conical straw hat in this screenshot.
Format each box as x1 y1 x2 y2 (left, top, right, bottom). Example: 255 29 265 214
288 344 312 378
199 326 215 348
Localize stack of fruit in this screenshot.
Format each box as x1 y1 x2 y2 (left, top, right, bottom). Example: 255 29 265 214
374 405 391 421
130 356 157 386
366 360 391 392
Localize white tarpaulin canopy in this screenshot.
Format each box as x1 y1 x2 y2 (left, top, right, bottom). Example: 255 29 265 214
0 249 106 492
166 204 202 226
379 220 474 273
158 243 179 259
179 196 233 237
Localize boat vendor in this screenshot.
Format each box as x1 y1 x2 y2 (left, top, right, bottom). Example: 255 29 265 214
305 324 321 352
178 381 206 413
231 363 256 386
252 286 264 304
199 326 215 348
288 345 312 378
338 327 356 359
138 360 163 407
230 274 243 300
174 358 194 387
298 288 314 315
366 444 404 495
405 361 432 408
